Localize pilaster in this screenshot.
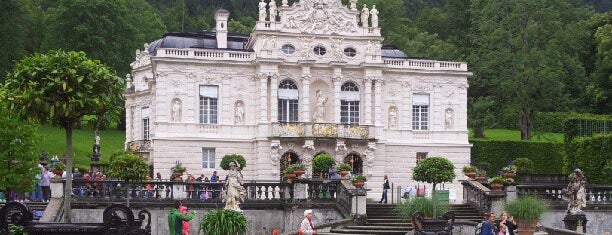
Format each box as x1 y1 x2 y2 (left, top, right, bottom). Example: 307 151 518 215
301 66 311 122
363 77 373 125
373 77 383 126
333 76 342 123
271 73 279 123
259 73 268 122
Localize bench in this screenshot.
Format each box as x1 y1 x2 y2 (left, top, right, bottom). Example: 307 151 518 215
0 201 151 235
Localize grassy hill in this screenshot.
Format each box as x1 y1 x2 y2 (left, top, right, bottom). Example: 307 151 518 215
37 125 125 169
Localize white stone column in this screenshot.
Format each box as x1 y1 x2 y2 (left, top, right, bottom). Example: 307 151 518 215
301 74 311 122
259 73 268 122
333 76 342 123
374 77 383 126
364 77 372 125
271 73 279 123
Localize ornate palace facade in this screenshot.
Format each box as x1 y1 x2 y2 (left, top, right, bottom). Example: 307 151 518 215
125 0 472 201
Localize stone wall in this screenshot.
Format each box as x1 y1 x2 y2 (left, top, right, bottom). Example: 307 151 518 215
71 207 342 235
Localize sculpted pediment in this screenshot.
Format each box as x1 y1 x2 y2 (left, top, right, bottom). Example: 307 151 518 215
279 0 359 35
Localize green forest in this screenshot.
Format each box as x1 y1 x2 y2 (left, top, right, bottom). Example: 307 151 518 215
1 0 610 141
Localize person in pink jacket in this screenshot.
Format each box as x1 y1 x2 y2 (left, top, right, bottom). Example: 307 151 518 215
179 205 191 235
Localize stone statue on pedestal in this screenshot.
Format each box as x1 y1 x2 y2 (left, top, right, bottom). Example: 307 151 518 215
563 168 587 215
223 161 246 212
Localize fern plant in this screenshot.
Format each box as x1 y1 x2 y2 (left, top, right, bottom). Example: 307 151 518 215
199 209 248 235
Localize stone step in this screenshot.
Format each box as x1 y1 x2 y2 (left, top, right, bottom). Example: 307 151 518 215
329 228 408 235
367 218 406 223
345 225 413 230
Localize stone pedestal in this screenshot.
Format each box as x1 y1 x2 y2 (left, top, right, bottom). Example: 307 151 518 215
563 213 587 233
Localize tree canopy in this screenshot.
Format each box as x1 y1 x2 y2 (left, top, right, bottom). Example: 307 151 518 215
0 107 40 193
108 151 150 182
2 49 124 222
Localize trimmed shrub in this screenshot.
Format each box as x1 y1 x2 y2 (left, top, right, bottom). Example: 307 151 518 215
470 140 566 176
108 151 149 182
564 115 612 143
568 134 612 185
312 153 335 175
220 154 246 170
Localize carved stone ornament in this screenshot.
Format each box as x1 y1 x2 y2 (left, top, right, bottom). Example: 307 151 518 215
130 43 151 69
270 141 282 165
281 0 358 34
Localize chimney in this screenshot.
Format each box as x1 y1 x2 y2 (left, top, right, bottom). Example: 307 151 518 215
215 9 230 49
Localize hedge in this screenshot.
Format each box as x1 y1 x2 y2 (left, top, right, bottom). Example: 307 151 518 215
564 115 612 143
470 140 566 176
567 134 612 185
492 111 611 134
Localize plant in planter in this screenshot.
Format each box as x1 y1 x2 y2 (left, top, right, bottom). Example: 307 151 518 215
502 164 518 182
171 161 187 181
108 151 149 182
283 166 296 182
199 209 248 235
220 154 246 170
412 157 456 218
396 197 450 220
505 196 549 235
52 161 67 177
488 176 507 191
289 163 305 178
337 163 352 179
475 169 487 181
312 153 335 178
349 174 367 188
462 165 477 180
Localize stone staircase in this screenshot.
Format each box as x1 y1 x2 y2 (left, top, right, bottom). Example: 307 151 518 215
319 203 482 235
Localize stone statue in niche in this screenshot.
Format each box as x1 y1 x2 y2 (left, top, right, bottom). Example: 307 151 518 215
313 90 328 122
444 108 453 130
235 102 245 125
361 4 369 27
282 0 288 7
269 0 278 21
171 99 181 122
370 5 379 27
389 107 398 129
259 0 267 21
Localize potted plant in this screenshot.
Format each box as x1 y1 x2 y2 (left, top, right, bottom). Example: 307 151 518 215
488 176 506 191
171 161 187 181
52 161 66 177
199 209 248 235
505 196 549 235
290 163 305 178
108 151 149 182
312 153 335 178
462 165 477 180
475 169 487 182
349 174 367 188
412 157 456 218
283 166 296 182
503 165 518 181
337 163 352 179
396 197 450 220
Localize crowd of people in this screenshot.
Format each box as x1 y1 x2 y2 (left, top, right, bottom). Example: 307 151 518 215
479 212 518 235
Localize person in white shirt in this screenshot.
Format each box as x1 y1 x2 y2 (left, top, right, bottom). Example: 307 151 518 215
300 209 316 235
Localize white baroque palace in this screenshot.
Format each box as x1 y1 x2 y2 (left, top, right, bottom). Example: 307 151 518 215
125 0 472 201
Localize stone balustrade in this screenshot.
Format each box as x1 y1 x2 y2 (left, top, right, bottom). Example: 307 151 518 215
384 59 468 71
517 184 612 209
156 48 255 61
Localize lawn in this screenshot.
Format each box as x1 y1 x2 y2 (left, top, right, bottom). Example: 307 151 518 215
469 129 564 143
37 125 125 169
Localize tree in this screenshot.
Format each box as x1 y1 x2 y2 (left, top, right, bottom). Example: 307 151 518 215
587 12 612 114
2 49 124 222
0 106 40 194
42 0 166 77
412 157 456 218
470 0 593 140
108 151 149 182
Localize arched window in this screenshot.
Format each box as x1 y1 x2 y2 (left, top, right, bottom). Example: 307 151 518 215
344 153 363 175
340 82 360 125
278 80 299 122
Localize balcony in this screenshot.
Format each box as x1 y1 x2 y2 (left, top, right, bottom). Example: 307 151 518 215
272 123 373 139
384 58 468 71
156 49 255 62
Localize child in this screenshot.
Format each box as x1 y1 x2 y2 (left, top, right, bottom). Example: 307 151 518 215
497 224 507 235
179 205 191 235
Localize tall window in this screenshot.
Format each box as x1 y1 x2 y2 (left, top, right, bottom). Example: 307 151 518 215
199 85 218 124
202 148 215 169
340 82 360 125
278 80 299 122
412 94 429 130
142 107 150 140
